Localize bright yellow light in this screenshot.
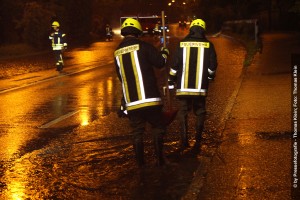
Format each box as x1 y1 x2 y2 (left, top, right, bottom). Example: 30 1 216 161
183 2 186 5
168 3 172 6
12 192 23 200
80 109 89 126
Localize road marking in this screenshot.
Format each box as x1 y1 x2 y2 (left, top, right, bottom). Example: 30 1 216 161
39 110 80 129
0 60 114 94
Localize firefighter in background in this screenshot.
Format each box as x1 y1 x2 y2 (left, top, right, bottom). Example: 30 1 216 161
49 21 67 71
114 18 169 167
105 24 113 41
168 19 218 150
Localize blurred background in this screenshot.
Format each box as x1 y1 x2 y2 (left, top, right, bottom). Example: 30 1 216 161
0 0 299 50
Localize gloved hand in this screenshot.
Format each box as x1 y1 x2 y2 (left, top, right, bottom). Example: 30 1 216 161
168 80 175 89
117 98 128 118
208 69 215 80
208 74 215 80
161 47 169 59
117 105 128 118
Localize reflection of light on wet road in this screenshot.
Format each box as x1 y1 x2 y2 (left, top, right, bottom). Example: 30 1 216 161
96 77 115 116
238 131 255 146
237 166 248 198
9 180 25 200
80 109 90 126
67 41 117 67
76 76 92 126
2 128 26 157
0 91 39 159
72 50 97 64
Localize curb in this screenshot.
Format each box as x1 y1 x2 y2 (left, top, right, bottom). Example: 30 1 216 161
181 35 248 200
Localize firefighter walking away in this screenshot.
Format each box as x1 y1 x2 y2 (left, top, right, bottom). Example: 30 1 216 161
168 19 218 151
105 24 113 41
114 18 170 167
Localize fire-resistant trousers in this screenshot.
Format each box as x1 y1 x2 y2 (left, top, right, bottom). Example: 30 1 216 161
54 50 64 71
177 96 207 146
128 106 166 166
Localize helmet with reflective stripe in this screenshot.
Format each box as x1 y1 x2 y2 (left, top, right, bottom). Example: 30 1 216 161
52 21 60 27
122 18 142 31
121 18 142 36
190 19 206 30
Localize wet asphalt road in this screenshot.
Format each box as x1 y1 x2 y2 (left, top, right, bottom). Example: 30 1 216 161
0 25 246 199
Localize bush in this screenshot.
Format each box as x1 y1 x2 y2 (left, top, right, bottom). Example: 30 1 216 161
16 2 54 49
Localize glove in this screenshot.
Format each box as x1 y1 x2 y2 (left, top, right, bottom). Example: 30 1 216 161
117 105 128 118
168 80 175 89
161 47 169 55
117 98 128 118
208 75 214 80
208 73 215 80
208 69 216 80
161 47 169 59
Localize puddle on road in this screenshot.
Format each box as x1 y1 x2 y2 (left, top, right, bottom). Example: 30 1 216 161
255 131 291 140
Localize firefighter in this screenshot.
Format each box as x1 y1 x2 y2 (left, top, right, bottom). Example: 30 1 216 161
114 18 169 167
105 24 113 41
49 21 67 72
168 19 218 150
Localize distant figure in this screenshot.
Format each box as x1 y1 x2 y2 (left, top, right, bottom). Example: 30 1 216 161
49 21 67 72
255 20 263 54
105 24 113 41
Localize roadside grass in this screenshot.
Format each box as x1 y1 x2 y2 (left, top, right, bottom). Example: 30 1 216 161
239 36 260 67
0 43 47 59
223 32 260 67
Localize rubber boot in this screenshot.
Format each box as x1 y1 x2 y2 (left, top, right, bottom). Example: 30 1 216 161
154 135 165 166
133 138 145 167
180 118 189 149
56 63 60 71
195 114 205 147
59 63 64 71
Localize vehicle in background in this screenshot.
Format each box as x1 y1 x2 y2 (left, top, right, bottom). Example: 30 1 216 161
153 22 169 35
178 20 187 28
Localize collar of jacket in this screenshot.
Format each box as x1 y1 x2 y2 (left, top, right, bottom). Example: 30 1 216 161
186 31 206 40
120 35 139 44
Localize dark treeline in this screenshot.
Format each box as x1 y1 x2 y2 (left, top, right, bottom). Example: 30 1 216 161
195 0 300 33
0 0 93 48
0 0 299 49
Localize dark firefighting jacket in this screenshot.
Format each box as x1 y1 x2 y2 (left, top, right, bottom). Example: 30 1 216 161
114 36 167 111
49 30 67 50
169 32 217 97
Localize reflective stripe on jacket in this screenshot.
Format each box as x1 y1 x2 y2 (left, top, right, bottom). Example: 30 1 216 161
114 37 167 111
49 31 67 50
170 37 217 97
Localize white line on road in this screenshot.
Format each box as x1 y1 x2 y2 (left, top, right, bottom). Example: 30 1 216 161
0 60 114 94
39 110 80 129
